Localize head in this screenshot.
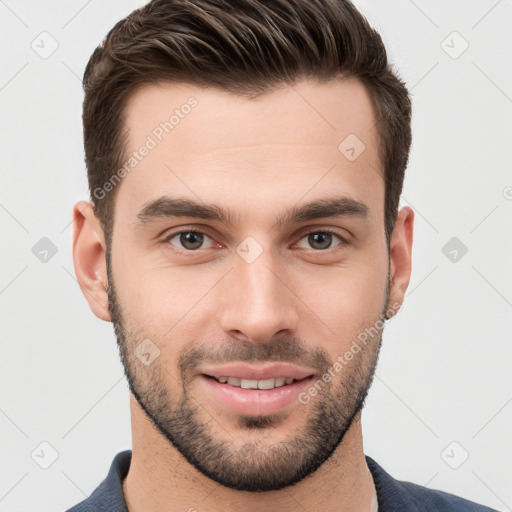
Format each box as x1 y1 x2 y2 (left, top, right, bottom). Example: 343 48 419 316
73 0 413 493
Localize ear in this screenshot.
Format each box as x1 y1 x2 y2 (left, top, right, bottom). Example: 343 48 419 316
72 200 111 322
386 206 414 319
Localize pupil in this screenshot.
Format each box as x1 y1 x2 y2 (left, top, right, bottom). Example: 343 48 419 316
181 232 203 250
309 232 331 250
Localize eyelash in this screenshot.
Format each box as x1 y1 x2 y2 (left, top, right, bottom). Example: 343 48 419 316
160 227 349 254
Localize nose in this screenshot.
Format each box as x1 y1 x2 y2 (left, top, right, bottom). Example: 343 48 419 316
219 247 300 344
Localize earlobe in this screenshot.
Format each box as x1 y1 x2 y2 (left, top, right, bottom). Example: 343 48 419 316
386 206 414 319
72 200 112 322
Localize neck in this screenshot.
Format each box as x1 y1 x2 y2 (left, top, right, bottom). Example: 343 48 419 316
122 395 374 512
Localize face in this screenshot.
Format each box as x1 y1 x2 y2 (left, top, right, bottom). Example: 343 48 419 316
79 78 412 492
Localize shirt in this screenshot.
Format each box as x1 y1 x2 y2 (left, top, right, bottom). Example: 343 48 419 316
65 450 498 511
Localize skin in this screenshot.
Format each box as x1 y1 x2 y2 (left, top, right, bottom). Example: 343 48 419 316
72 77 414 512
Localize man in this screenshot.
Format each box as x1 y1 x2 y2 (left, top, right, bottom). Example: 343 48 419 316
67 0 497 510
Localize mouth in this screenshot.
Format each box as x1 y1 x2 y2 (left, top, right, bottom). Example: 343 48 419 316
202 374 310 390
197 363 316 416
199 362 316 383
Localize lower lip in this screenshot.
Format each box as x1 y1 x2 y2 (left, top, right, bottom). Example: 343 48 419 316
199 375 314 416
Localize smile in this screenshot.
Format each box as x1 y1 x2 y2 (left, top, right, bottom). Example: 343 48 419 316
209 376 303 389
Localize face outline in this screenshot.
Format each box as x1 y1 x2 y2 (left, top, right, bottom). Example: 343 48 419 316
72 77 414 492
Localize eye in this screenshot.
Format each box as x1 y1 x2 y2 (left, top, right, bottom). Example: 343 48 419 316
296 230 346 251
164 230 216 251
161 228 348 254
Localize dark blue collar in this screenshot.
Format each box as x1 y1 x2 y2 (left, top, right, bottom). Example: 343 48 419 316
67 450 496 511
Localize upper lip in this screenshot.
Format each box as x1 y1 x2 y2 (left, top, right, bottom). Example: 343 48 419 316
199 363 315 381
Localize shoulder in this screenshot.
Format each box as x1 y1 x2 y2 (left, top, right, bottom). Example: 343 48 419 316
396 477 498 511
65 450 131 512
365 455 499 512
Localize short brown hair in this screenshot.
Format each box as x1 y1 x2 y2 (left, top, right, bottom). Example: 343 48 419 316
82 0 412 247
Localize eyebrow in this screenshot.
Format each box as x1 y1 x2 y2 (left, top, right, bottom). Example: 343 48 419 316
136 195 369 228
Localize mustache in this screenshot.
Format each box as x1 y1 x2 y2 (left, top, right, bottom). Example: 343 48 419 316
178 335 332 381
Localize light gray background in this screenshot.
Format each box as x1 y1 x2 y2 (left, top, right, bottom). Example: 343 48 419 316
1 1 511 511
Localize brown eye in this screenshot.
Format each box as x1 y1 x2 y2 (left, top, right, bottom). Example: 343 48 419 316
296 231 345 251
165 231 213 251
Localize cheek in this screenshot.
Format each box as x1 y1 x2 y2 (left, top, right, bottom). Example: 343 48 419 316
114 253 216 344
296 261 388 350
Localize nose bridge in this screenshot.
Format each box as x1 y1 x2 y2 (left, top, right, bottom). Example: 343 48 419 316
219 239 299 343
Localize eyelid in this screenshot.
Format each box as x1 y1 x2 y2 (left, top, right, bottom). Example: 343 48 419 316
161 226 219 251
160 225 350 253
292 228 349 251
294 225 351 243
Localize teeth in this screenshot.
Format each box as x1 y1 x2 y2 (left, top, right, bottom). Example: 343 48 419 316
257 378 275 390
241 379 258 389
216 376 298 389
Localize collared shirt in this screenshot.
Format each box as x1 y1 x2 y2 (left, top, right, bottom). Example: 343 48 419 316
65 450 498 512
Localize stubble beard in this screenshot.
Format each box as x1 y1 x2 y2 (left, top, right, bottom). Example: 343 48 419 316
106 253 388 492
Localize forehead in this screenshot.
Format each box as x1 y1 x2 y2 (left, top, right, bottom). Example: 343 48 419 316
116 78 383 226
